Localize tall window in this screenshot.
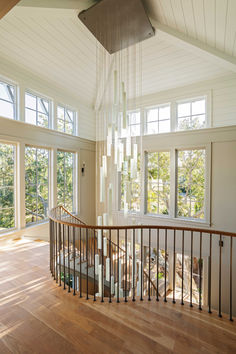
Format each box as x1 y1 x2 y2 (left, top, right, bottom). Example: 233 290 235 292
128 111 140 137
146 151 170 215
177 97 206 130
177 149 205 220
0 81 16 119
25 147 49 225
120 155 141 212
57 106 75 135
57 151 74 212
0 143 15 231
146 105 170 135
25 92 50 128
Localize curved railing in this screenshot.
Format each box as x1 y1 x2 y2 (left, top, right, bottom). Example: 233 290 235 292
49 206 235 321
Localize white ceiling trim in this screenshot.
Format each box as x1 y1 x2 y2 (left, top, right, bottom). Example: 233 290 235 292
151 19 236 74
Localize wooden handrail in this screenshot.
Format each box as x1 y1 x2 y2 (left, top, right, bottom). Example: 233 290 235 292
49 206 236 238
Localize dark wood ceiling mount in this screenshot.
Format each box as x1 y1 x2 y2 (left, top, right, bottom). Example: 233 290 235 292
78 0 155 54
0 0 21 20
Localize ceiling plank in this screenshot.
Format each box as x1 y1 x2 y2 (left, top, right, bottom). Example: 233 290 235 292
151 19 236 73
0 0 21 20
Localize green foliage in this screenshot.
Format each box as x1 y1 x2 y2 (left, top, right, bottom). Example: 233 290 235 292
57 151 74 212
177 149 205 219
147 151 170 215
0 143 15 230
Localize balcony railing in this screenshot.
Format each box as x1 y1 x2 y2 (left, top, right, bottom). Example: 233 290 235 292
48 206 235 321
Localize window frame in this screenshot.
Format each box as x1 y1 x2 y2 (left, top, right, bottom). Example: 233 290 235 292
145 103 171 135
0 78 18 120
25 90 52 129
176 95 207 131
56 104 77 136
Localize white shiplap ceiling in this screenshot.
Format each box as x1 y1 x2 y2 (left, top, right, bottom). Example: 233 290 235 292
0 1 235 108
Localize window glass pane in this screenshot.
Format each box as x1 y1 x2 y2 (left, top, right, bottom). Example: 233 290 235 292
57 106 75 135
66 109 74 123
147 108 158 123
57 151 74 212
25 92 50 128
192 99 205 115
65 121 73 135
147 121 158 135
159 119 170 133
177 149 205 220
120 154 141 212
25 93 36 110
192 114 205 129
129 111 140 125
147 151 170 215
25 146 49 225
25 109 36 125
0 143 15 230
57 106 64 119
130 124 140 137
0 100 14 119
177 117 191 130
159 106 170 120
57 119 64 132
178 102 190 117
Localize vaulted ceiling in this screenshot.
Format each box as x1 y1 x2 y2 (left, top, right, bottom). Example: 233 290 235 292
0 0 235 108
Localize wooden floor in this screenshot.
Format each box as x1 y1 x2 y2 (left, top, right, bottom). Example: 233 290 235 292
0 238 235 354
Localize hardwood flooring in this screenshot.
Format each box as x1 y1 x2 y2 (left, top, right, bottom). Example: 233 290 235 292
0 237 235 354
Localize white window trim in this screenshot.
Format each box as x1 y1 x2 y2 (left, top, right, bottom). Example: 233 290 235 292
0 77 18 121
144 102 171 136
25 90 53 129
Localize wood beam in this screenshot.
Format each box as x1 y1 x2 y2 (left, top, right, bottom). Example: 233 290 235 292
150 19 236 73
0 0 21 20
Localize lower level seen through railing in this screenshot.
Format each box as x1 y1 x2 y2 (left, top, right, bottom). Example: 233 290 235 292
49 206 235 321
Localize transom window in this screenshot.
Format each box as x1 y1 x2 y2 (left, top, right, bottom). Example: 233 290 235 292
25 92 50 128
57 150 75 212
177 148 206 220
25 146 49 225
146 105 170 135
0 81 16 119
146 151 170 215
128 111 141 137
0 143 15 231
57 106 75 135
177 97 206 131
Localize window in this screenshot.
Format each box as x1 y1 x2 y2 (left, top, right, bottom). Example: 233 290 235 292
177 97 206 130
177 149 205 220
25 146 49 225
128 111 140 137
146 151 170 215
0 143 15 231
25 92 50 128
57 151 75 212
146 105 170 135
57 106 75 135
120 155 141 212
0 81 16 119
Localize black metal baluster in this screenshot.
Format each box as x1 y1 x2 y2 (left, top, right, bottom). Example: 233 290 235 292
117 229 120 303
190 231 193 307
63 224 66 290
94 229 96 301
59 223 61 287
230 236 233 321
109 229 112 303
148 229 151 301
140 229 143 301
50 220 52 274
73 227 76 295
199 232 202 310
125 229 128 302
55 222 58 283
52 221 55 278
156 229 159 302
208 233 212 313
86 228 89 299
173 230 176 304
219 235 222 317
101 229 104 302
164 229 167 302
79 227 82 298
68 226 70 293
181 230 184 305
132 229 136 302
